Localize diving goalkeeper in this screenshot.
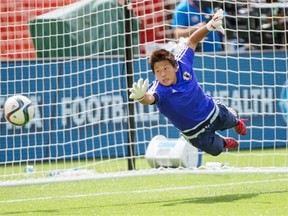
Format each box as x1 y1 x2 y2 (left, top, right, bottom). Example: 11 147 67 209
129 9 247 156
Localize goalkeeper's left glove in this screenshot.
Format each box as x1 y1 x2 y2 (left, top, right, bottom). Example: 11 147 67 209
206 9 225 35
129 78 149 101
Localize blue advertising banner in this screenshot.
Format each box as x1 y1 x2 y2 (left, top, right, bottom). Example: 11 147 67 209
0 52 287 163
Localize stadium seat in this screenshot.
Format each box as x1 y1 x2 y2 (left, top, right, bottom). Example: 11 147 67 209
0 0 77 59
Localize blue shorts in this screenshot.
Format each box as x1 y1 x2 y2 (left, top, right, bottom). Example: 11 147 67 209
182 103 238 156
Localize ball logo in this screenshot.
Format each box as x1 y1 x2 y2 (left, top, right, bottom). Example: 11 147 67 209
279 80 288 124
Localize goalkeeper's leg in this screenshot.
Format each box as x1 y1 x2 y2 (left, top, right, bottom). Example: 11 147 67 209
214 102 247 135
186 132 238 156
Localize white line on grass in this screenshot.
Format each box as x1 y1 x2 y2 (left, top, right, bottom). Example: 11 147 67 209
1 178 288 204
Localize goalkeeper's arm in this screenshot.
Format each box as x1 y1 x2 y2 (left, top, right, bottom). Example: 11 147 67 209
187 8 225 51
129 78 155 105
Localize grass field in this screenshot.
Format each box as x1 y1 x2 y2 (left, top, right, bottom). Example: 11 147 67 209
0 172 288 216
1 149 288 215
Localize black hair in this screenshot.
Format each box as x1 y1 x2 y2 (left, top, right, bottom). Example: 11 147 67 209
149 49 178 74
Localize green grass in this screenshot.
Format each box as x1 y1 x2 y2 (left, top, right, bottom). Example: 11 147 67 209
0 149 287 215
1 148 287 181
0 173 288 216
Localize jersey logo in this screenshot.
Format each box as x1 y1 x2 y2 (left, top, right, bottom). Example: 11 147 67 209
183 71 191 80
172 89 178 93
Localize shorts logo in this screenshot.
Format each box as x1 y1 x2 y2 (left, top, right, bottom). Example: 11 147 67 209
279 80 288 124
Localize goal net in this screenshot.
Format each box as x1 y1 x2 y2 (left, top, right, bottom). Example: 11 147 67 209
0 0 287 186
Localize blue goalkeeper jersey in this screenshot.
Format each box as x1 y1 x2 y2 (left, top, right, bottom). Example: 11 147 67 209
148 46 215 132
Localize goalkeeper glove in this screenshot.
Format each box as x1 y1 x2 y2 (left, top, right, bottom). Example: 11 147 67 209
129 78 149 101
206 9 225 35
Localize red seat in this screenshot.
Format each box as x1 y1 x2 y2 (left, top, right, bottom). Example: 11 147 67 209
0 0 78 59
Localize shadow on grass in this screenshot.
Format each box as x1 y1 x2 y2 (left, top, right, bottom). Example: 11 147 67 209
163 193 257 206
162 189 288 207
2 189 287 215
99 189 288 207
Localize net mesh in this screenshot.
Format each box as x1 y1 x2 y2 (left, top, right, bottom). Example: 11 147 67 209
0 0 287 186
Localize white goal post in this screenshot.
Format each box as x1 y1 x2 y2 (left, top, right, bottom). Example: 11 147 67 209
0 0 288 186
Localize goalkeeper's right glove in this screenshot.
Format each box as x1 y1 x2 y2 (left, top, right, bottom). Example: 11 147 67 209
129 78 149 101
206 9 225 35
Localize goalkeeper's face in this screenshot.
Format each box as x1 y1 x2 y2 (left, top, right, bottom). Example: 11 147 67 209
153 60 178 86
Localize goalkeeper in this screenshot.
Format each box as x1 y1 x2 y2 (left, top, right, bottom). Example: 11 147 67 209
129 9 247 156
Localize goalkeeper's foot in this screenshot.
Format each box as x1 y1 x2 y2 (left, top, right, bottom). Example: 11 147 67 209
234 119 248 136
224 137 239 149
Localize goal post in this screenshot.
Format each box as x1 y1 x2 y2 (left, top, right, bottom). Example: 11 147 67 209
1 0 288 186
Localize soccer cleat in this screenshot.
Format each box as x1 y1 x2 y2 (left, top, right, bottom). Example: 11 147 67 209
234 119 248 136
224 137 239 149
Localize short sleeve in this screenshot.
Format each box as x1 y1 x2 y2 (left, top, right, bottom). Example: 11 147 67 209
175 46 195 66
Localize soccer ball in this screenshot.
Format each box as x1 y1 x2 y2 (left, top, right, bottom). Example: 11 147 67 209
3 95 34 126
